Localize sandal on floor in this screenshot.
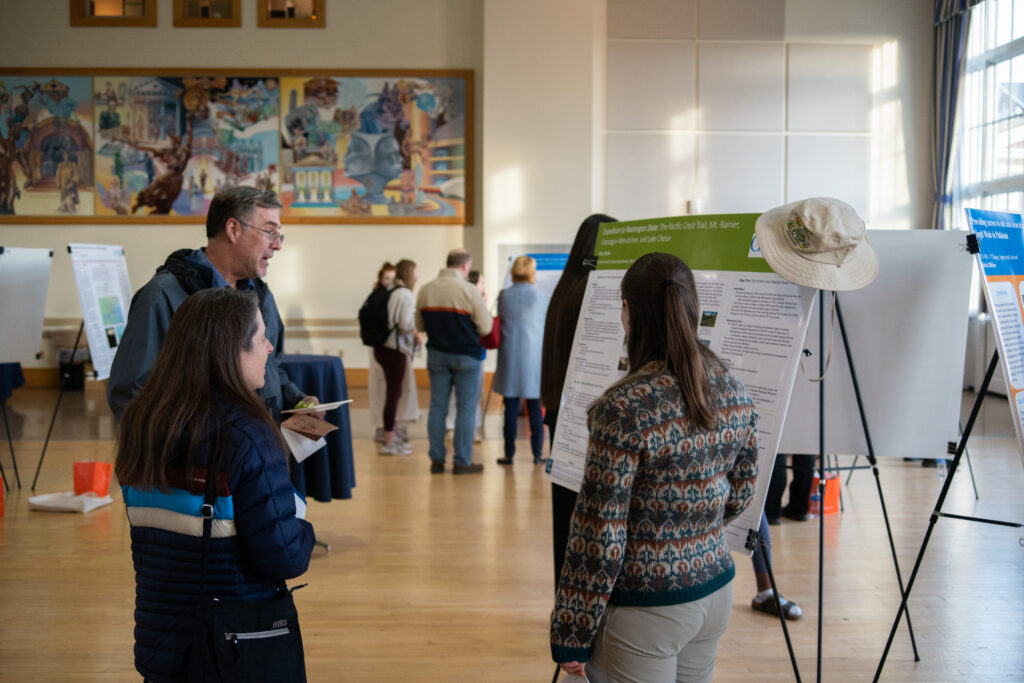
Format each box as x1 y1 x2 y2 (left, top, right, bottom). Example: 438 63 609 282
751 594 802 621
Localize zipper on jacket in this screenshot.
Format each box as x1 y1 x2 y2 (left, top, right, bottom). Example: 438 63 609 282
224 627 290 640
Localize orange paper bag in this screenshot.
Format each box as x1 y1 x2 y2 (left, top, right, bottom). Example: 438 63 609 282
73 461 113 497
808 472 841 516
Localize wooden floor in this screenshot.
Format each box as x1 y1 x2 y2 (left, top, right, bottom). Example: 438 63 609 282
1 384 1022 682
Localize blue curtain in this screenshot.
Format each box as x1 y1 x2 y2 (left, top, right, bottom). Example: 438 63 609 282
933 0 982 230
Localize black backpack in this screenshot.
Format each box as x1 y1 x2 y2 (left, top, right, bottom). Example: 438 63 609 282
358 286 399 347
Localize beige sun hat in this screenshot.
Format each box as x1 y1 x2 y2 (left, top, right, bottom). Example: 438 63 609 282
755 197 878 291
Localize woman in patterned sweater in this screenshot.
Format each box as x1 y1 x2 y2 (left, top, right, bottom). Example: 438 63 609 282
550 252 758 683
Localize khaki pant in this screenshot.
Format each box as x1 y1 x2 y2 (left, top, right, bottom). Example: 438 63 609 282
586 582 733 683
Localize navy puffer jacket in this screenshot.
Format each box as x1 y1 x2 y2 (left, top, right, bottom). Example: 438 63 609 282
122 402 316 683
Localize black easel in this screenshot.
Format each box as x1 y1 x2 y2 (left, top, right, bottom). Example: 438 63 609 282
30 321 84 490
873 351 1024 681
756 527 802 682
843 425 980 501
811 290 920 681
1 397 21 491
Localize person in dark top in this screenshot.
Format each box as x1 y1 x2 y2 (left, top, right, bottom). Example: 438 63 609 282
116 288 315 683
539 213 617 586
107 186 318 421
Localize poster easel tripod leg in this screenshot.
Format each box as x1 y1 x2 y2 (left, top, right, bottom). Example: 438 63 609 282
873 351 1024 681
833 295 919 660
756 529 802 682
31 321 84 491
958 419 980 500
1 398 21 491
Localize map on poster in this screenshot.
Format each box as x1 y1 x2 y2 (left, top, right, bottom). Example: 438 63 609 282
966 208 1024 468
67 243 133 381
546 214 815 555
0 247 53 363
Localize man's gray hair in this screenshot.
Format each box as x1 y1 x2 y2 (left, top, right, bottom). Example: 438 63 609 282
206 186 283 238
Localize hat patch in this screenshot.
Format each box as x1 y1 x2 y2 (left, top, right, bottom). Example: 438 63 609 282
785 218 812 251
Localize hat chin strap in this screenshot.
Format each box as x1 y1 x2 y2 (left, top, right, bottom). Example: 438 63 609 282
798 244 855 268
798 291 837 382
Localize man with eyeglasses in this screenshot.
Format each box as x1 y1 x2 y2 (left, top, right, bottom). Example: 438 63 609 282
108 185 319 421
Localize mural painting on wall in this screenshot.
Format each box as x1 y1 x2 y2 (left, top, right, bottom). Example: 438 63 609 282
279 75 467 219
0 70 471 223
0 76 94 216
93 76 280 216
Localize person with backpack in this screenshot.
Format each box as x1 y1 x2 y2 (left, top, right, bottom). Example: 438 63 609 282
360 259 420 455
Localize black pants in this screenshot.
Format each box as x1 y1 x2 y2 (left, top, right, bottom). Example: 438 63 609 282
546 408 579 590
765 453 815 517
373 345 407 432
502 397 543 460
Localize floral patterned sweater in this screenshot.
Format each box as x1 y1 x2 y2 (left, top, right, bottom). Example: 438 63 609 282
550 363 758 663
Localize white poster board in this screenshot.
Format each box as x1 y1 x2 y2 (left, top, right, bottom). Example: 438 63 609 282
501 252 568 298
0 247 53 363
964 209 1024 468
778 229 973 459
67 243 133 381
547 214 815 555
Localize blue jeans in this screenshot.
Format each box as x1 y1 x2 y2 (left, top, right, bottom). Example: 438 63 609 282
427 349 482 466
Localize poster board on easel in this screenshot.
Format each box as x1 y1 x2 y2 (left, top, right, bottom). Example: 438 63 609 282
67 243 133 381
778 229 974 460
546 214 815 555
965 209 1024 469
0 247 53 363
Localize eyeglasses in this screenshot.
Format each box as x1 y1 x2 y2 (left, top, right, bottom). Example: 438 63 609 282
238 220 285 244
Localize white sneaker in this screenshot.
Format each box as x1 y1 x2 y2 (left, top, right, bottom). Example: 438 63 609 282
379 441 412 456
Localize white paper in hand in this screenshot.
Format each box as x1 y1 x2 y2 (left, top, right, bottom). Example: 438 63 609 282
562 675 589 683
281 426 327 463
293 491 307 520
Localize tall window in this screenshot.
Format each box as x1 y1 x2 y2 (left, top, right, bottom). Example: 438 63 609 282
956 0 1024 223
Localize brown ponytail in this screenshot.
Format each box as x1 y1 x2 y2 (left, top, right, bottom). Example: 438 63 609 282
620 252 723 431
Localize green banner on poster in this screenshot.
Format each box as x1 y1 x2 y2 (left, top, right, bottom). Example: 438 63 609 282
595 213 773 273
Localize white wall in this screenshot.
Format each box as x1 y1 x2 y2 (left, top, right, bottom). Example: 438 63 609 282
603 0 933 229
480 0 606 307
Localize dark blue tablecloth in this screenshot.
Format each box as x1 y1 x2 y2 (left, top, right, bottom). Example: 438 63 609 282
0 363 25 403
279 354 355 502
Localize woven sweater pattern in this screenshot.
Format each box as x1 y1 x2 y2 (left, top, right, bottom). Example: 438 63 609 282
550 364 758 663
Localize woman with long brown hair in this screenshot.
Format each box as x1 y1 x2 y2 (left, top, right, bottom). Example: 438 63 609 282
550 252 758 683
540 213 617 584
116 288 315 683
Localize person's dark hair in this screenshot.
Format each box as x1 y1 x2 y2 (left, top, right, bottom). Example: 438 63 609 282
115 288 281 488
619 252 724 431
395 259 417 287
467 269 480 285
446 248 471 269
541 213 617 411
206 186 283 239
376 261 396 289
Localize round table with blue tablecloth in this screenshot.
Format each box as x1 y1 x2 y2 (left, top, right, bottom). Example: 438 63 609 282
279 354 355 502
